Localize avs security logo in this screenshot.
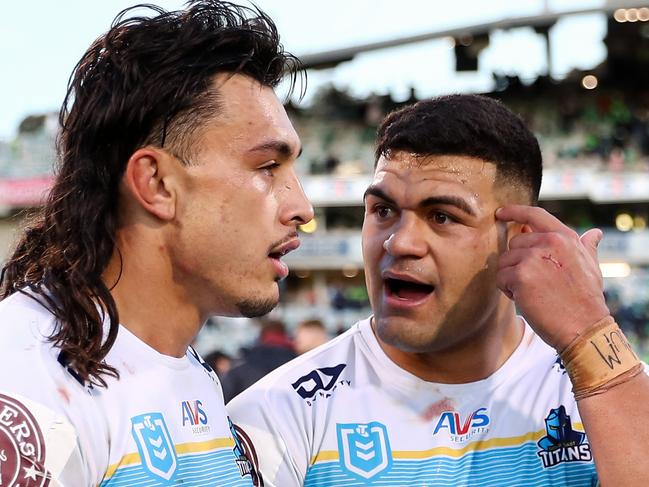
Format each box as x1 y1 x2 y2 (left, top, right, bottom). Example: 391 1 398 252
537 406 592 468
131 412 178 482
433 408 490 443
337 422 392 481
181 400 210 435
0 393 50 486
291 363 349 406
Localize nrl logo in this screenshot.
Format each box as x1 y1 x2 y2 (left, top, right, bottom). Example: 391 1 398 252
336 421 392 481
131 412 178 481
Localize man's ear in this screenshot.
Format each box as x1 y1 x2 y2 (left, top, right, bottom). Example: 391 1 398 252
505 222 529 248
496 217 527 253
123 147 178 221
520 224 533 234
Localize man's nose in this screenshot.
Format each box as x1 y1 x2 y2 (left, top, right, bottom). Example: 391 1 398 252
383 212 427 258
282 170 314 226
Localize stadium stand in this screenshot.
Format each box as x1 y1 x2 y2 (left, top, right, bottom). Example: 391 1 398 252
2 7 648 358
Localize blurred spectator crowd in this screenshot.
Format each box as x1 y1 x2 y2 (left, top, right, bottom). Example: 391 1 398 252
200 318 331 403
3 84 649 181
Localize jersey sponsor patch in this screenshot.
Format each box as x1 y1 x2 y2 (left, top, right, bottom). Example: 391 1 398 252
291 364 349 405
229 418 264 486
537 405 592 468
131 412 178 482
0 393 50 486
336 421 392 481
432 407 490 443
181 399 210 435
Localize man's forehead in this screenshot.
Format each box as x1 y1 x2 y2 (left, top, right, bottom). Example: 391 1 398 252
214 74 279 120
375 152 497 177
201 74 300 154
369 152 505 208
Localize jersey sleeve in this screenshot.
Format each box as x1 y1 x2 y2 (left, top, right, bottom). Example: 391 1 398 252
227 384 310 487
0 390 93 486
0 298 104 486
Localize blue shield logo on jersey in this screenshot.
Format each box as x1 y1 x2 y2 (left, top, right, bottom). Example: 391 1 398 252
337 421 392 480
131 412 178 481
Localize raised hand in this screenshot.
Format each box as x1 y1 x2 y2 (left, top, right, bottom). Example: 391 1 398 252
495 205 610 351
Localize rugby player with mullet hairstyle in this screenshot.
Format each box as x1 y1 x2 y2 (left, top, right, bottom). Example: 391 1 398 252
0 1 312 485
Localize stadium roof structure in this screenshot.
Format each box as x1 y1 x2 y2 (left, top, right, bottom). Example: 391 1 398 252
299 0 649 70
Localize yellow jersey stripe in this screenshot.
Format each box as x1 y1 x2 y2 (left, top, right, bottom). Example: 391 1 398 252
311 423 585 464
103 437 235 479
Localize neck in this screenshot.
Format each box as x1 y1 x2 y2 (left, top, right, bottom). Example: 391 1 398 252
103 228 203 358
374 301 525 383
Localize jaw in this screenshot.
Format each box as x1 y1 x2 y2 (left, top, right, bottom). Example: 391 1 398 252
373 312 447 354
373 293 524 382
232 271 281 318
236 294 279 318
373 288 504 354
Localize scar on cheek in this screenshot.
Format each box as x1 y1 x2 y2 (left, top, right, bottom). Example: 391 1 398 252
542 253 563 268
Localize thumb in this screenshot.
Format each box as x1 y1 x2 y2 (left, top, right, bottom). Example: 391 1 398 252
579 228 603 260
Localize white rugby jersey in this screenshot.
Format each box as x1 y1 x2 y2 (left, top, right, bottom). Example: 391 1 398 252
0 291 255 487
227 317 599 487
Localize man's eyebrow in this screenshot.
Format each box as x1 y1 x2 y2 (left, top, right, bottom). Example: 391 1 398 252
364 186 477 217
248 140 302 159
419 196 477 217
363 186 396 205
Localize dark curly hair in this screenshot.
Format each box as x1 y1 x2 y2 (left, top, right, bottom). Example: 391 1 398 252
375 94 542 203
0 1 303 387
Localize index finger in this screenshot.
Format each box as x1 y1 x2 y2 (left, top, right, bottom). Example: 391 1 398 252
495 205 568 234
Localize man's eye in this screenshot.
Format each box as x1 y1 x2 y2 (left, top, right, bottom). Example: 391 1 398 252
261 162 280 175
431 212 452 225
375 205 392 219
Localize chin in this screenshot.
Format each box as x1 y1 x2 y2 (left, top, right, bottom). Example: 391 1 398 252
384 334 436 353
236 292 279 318
375 315 443 353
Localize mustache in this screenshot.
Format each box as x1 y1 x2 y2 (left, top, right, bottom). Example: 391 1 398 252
268 232 299 253
381 257 429 275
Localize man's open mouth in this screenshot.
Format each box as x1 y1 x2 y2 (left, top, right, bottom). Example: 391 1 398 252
267 237 301 280
268 248 290 260
385 277 435 300
268 237 300 260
